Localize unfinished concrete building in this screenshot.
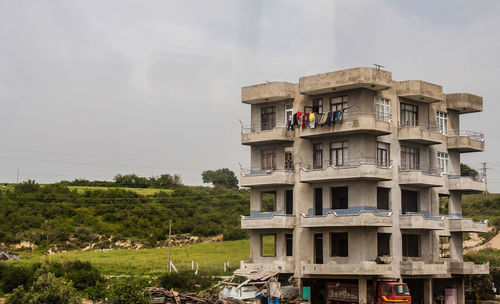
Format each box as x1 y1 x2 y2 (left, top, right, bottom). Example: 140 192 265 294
239 67 488 304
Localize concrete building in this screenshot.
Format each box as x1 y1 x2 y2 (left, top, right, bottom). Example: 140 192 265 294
239 67 488 304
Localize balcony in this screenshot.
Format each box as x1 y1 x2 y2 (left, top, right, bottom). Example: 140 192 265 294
398 169 444 187
400 261 448 276
398 124 444 145
449 218 488 233
299 111 392 138
399 212 446 230
447 131 484 152
239 260 295 273
241 82 295 104
299 67 392 95
301 261 393 276
449 261 489 275
301 207 393 228
396 80 444 103
241 121 294 145
241 211 295 230
446 93 483 114
240 169 294 187
299 160 393 183
447 175 486 192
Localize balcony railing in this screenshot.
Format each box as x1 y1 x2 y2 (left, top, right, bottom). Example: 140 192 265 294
301 157 392 170
240 168 295 187
447 130 485 142
398 168 445 187
240 120 289 134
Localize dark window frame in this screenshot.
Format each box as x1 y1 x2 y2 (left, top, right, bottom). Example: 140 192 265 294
313 143 323 169
330 232 349 257
377 142 390 167
285 233 293 256
261 149 277 170
261 106 276 131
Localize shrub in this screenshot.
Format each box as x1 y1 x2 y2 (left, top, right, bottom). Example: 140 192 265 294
108 279 150 304
157 271 213 292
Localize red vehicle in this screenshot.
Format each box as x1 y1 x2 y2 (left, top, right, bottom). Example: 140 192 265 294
326 279 411 304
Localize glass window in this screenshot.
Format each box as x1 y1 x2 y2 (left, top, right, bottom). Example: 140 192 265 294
285 234 293 256
382 285 393 294
438 152 449 174
261 149 276 170
261 106 276 131
330 232 348 257
330 141 348 166
400 103 418 127
285 103 293 123
313 99 323 113
436 112 448 135
375 97 391 122
284 147 294 171
313 143 323 169
400 146 419 170
377 142 390 167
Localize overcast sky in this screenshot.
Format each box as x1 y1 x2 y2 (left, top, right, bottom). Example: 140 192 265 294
1 0 499 191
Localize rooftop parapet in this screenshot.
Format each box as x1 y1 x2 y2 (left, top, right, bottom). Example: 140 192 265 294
396 80 444 103
446 93 483 113
299 67 392 95
241 82 296 104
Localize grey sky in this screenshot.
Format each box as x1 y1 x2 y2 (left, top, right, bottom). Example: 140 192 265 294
1 0 499 191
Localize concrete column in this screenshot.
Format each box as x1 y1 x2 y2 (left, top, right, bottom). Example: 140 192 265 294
449 232 463 261
457 277 465 304
423 278 433 304
358 277 367 304
448 192 462 216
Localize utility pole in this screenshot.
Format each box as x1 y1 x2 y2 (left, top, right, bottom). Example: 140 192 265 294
16 169 19 184
167 219 172 272
483 162 488 194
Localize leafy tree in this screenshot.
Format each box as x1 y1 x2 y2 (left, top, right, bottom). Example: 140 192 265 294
461 163 479 178
202 168 238 189
14 179 40 193
5 286 28 304
108 279 150 304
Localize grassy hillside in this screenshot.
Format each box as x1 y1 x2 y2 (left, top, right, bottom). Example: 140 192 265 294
68 186 174 196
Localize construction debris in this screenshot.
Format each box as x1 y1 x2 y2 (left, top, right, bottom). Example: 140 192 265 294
147 288 218 304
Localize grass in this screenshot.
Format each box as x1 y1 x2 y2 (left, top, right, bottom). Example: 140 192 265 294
68 186 174 195
10 239 250 277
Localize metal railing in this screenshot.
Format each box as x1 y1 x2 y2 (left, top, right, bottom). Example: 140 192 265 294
447 130 484 141
447 171 485 182
240 120 288 134
300 157 393 170
304 206 392 217
338 110 392 123
398 167 443 176
398 122 441 133
240 167 294 176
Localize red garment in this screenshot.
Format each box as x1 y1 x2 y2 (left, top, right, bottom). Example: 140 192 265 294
302 113 310 129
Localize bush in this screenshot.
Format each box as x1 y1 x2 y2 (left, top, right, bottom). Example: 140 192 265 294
157 271 213 292
0 264 33 293
14 179 40 193
223 227 247 241
108 279 150 304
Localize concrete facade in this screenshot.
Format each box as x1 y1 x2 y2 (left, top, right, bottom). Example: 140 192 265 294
239 67 488 303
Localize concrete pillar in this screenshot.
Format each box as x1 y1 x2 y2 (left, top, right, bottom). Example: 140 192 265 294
449 232 463 261
423 278 433 304
358 277 367 304
449 192 462 217
457 277 465 304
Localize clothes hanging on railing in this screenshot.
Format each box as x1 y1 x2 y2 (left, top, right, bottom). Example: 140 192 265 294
309 112 316 128
286 106 353 130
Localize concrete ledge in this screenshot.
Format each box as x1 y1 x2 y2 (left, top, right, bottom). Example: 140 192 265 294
301 212 393 228
449 261 489 275
448 176 486 192
398 126 444 145
400 261 448 275
241 215 295 230
300 164 392 183
240 260 295 273
398 171 444 187
241 128 294 145
240 171 295 187
399 214 446 230
396 80 444 103
446 93 483 114
447 136 484 152
301 261 394 276
242 82 295 104
299 67 392 95
449 218 488 233
299 115 391 138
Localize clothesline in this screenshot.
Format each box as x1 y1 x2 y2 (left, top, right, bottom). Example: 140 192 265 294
288 105 356 130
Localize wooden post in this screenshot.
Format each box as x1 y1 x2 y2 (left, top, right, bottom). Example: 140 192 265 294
167 220 172 272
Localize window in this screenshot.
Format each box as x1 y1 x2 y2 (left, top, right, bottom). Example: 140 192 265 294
314 188 323 216
261 234 276 257
261 191 276 212
401 190 418 213
377 233 391 256
313 143 323 169
261 106 276 131
382 285 393 294
375 97 391 122
314 233 323 264
400 146 419 170
377 187 390 210
400 103 418 127
284 147 294 171
285 190 293 215
377 142 390 167
330 141 348 166
330 96 348 111
285 103 293 123
402 234 420 257
438 152 449 174
261 149 276 170
330 232 348 257
440 236 450 258
286 234 293 256
436 112 448 135
331 187 348 209
313 99 323 113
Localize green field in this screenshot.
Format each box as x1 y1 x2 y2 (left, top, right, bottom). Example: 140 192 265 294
10 239 250 277
68 186 174 195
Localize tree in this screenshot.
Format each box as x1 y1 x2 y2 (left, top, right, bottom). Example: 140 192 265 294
461 163 479 178
107 279 150 304
201 168 238 189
